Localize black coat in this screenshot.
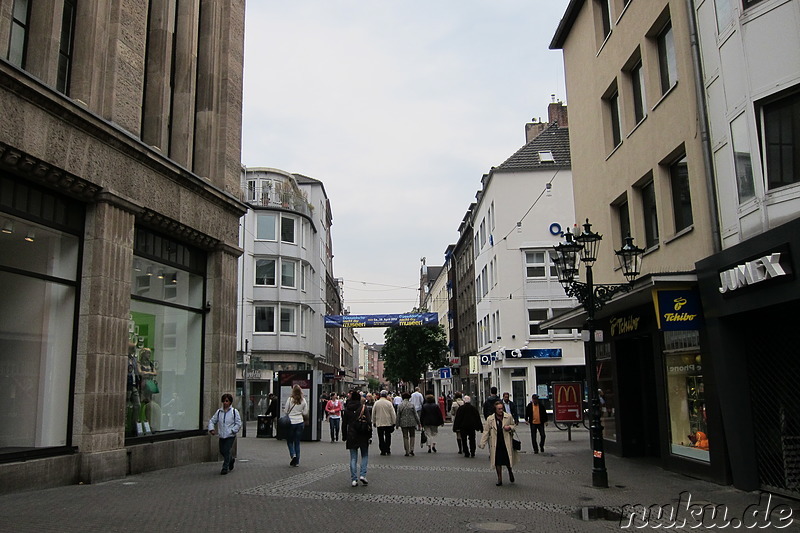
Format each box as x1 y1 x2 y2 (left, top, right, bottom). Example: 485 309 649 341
342 399 371 449
524 400 549 424
420 402 444 426
482 394 500 419
452 402 483 433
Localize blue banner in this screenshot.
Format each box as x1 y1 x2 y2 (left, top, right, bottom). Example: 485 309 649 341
324 313 439 328
654 290 703 331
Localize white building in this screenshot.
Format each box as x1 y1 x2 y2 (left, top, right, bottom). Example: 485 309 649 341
471 117 583 414
237 167 334 415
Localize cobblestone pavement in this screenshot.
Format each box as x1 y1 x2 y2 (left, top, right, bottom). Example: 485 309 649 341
0 424 797 532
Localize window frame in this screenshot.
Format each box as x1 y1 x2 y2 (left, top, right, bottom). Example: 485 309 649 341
254 258 276 286
280 259 297 289
254 305 276 334
640 177 660 248
657 20 678 95
668 154 693 233
762 91 800 191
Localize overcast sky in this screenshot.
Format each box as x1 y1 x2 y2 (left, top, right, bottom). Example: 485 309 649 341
241 1 571 344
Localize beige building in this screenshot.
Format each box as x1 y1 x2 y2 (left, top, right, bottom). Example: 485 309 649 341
0 1 245 493
550 0 725 484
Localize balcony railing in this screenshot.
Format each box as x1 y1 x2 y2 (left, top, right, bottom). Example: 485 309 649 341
240 186 313 217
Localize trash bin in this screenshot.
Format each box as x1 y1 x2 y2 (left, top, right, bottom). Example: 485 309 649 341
257 415 273 438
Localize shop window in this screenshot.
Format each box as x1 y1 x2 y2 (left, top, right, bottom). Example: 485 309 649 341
0 213 80 451
664 339 709 461
597 342 617 442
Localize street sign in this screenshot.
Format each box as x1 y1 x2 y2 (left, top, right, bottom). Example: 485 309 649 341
438 367 452 379
553 381 583 423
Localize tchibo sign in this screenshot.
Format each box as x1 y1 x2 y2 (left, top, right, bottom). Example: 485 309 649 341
718 253 787 293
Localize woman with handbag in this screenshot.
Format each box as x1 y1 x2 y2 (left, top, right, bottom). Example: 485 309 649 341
283 385 308 467
342 390 371 487
395 392 421 456
420 394 444 453
479 400 518 486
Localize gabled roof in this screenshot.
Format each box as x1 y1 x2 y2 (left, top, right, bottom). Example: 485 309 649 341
495 123 571 171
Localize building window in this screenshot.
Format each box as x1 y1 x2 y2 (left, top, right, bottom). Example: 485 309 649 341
657 20 677 95
528 309 549 336
669 155 693 232
255 258 276 286
714 0 734 33
604 81 622 150
742 0 765 9
56 0 76 94
479 219 486 249
595 0 612 42
641 178 660 248
763 91 800 190
280 306 296 334
280 216 296 243
664 331 709 462
631 59 647 124
255 306 276 333
731 113 756 202
281 260 296 288
256 213 277 241
525 251 558 279
8 0 30 67
617 198 631 247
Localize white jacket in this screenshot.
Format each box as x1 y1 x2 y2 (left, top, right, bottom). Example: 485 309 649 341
208 407 241 438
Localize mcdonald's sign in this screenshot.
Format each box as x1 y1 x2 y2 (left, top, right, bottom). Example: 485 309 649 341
553 381 583 423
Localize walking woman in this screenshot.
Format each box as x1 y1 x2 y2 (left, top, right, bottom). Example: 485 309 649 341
342 390 371 487
479 400 518 485
283 385 308 467
396 392 421 456
420 394 444 453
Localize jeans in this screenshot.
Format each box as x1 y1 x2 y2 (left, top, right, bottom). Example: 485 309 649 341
286 422 304 463
531 423 546 452
349 445 369 481
329 417 341 441
377 426 393 453
219 436 235 471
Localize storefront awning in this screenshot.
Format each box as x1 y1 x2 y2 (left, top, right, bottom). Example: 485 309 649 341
540 272 698 330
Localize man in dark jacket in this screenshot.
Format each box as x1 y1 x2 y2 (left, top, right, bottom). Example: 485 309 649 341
524 394 549 453
452 395 483 458
501 392 519 424
482 387 500 419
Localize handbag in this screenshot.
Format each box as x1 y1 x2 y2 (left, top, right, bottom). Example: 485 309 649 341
420 429 428 445
354 405 372 436
278 415 291 428
511 429 521 451
144 379 159 394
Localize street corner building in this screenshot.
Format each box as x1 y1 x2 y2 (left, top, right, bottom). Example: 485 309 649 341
0 0 247 493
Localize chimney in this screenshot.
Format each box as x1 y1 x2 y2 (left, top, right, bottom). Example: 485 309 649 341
548 100 568 128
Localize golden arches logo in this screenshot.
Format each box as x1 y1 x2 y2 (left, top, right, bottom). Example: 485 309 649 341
557 385 579 404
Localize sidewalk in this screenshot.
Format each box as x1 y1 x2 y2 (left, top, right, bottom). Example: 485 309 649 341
0 423 797 532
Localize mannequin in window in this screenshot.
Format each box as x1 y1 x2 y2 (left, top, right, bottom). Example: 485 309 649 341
127 342 142 435
138 348 158 434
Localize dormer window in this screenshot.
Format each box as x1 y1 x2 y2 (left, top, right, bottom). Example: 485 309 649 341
538 151 555 163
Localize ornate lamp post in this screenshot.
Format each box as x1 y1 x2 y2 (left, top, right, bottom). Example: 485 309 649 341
552 220 644 488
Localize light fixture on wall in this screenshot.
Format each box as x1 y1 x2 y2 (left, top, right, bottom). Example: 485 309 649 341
146 266 153 277
24 229 35 242
157 270 165 279
1 219 12 234
170 273 177 284
134 259 142 272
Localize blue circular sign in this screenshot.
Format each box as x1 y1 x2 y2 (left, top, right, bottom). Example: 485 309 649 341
549 223 563 236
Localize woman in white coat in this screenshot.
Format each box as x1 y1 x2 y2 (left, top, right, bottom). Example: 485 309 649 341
479 400 518 485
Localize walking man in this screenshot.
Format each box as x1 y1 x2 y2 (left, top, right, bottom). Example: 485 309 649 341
410 387 425 416
501 392 519 424
372 390 396 455
482 387 500 419
524 393 548 454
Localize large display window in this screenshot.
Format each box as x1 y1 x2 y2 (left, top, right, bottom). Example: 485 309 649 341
0 212 81 452
128 229 205 438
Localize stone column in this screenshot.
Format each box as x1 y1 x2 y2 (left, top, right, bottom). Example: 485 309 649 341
74 201 134 483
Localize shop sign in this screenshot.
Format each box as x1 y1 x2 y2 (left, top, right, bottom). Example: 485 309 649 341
246 369 262 380
654 290 703 331
505 348 563 359
469 356 479 374
553 382 583 423
718 252 787 294
610 314 642 336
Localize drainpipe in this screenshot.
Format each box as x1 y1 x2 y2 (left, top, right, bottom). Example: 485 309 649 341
686 0 722 254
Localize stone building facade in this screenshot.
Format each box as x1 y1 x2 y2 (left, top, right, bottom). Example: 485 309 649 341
0 0 245 493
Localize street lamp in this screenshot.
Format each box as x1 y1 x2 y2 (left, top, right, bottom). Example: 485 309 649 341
552 219 645 488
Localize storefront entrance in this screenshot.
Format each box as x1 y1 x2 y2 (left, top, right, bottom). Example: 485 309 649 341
616 336 659 458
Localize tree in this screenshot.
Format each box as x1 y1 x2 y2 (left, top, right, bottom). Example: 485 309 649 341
381 323 449 387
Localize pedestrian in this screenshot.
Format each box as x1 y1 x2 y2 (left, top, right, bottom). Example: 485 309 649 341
449 392 465 454
453 395 483 458
342 389 371 487
395 392 421 456
482 386 500 419
410 386 424 415
207 393 241 475
372 390 395 455
479 400 518 486
319 392 329 423
501 392 519 424
283 385 308 467
420 394 444 453
392 391 403 411
524 393 548 454
325 392 343 442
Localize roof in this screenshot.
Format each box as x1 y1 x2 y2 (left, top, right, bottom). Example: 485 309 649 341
494 123 571 171
550 0 585 50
